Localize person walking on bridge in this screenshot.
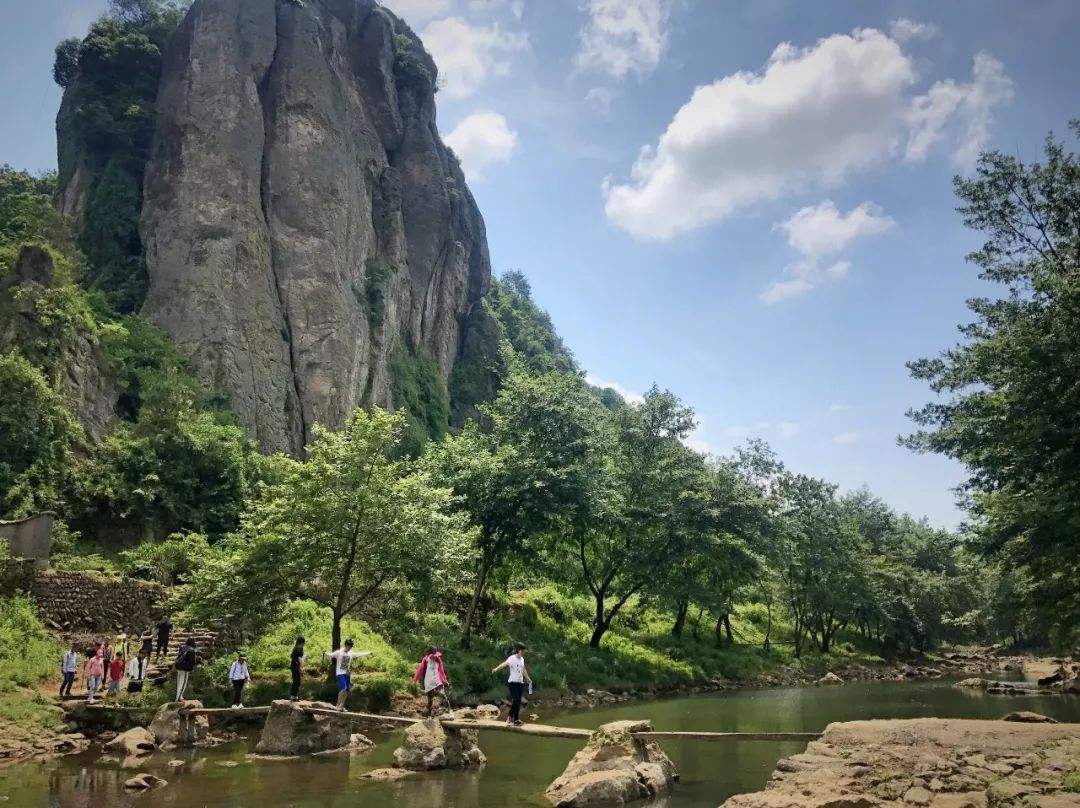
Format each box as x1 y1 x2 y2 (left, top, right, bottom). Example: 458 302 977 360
59 642 78 698
325 639 371 711
413 646 449 717
229 651 251 708
492 643 531 726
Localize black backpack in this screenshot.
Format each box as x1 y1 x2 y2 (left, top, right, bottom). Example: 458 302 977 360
175 645 196 671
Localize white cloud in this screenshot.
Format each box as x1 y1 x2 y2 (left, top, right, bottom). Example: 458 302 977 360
585 374 645 405
779 200 895 256
575 0 671 79
382 0 452 23
761 200 894 302
585 87 617 116
833 431 861 445
683 420 712 455
905 52 1014 167
420 17 529 100
722 420 798 440
468 0 525 19
889 18 938 42
603 28 1012 239
445 111 519 182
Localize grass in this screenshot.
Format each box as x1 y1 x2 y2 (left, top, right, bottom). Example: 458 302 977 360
176 586 889 708
0 595 65 741
1065 771 1080 793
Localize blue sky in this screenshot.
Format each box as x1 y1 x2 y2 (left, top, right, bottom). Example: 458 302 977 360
3 1 1078 527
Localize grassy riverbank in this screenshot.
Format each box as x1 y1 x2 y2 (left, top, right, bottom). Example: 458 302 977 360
0 595 66 757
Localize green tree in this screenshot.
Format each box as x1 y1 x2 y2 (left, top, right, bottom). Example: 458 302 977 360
185 408 474 653
904 120 1080 649
426 368 603 647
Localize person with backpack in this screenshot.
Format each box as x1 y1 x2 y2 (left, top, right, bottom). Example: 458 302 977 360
324 639 371 710
289 637 305 701
491 643 531 726
59 642 78 698
228 651 251 708
84 649 105 704
413 646 450 717
174 638 197 701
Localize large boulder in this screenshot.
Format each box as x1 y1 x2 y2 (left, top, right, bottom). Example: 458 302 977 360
149 701 209 749
545 720 678 807
255 699 359 756
392 718 485 770
104 726 157 756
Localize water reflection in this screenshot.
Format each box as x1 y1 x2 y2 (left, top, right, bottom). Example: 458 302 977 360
2 679 1078 808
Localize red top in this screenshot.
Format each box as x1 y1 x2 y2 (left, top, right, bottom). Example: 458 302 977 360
412 652 448 687
109 658 125 679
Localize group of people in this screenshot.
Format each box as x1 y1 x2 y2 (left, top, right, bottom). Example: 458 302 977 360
62 621 535 725
62 639 153 704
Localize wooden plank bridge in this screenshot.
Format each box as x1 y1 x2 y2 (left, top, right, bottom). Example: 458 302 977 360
70 702 821 743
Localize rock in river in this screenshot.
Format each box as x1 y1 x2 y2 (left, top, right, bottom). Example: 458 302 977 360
392 718 485 770
545 719 677 807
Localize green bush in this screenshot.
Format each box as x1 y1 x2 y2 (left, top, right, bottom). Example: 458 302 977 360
390 344 449 457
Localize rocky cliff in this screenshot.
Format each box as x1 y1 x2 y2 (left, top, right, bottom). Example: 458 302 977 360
58 0 492 455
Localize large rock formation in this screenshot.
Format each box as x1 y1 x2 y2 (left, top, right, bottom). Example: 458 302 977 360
130 0 490 454
255 699 370 756
392 718 485 770
545 720 678 807
149 700 209 748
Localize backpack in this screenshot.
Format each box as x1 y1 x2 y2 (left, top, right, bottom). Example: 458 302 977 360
175 646 196 671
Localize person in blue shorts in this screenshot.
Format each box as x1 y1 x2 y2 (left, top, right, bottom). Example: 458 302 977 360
325 639 371 710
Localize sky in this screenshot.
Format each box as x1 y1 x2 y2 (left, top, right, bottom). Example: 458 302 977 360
3 0 1079 528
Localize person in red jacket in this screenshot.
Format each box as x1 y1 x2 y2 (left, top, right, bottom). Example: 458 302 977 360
106 652 125 698
413 646 449 717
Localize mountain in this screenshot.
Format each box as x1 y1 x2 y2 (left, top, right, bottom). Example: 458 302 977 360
56 0 494 455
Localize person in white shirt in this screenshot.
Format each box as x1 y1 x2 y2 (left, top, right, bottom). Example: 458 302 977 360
126 650 148 694
228 652 251 707
325 639 371 710
491 643 531 725
60 643 79 697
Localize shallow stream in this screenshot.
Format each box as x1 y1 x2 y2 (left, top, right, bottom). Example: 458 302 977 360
3 678 1079 807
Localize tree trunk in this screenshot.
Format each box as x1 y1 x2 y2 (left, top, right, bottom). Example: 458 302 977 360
460 554 493 649
589 593 608 648
671 600 688 638
328 611 343 681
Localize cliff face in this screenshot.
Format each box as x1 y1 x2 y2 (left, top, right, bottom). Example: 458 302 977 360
62 0 490 455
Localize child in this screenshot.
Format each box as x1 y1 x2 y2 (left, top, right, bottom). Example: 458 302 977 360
106 652 125 698
413 646 450 717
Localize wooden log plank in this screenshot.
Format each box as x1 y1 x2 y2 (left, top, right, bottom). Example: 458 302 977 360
441 719 592 739
181 706 271 716
632 731 821 742
301 707 418 725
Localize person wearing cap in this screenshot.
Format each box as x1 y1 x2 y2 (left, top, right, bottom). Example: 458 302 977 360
289 637 305 701
228 651 251 708
491 642 531 726
325 639 372 710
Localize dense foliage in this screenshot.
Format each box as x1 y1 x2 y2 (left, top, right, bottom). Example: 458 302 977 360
905 120 1080 651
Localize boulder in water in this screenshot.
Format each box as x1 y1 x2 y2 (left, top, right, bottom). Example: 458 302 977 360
955 678 988 689
255 700 356 756
545 719 677 807
818 672 844 686
392 718 485 770
150 701 209 749
124 773 167 789
104 726 156 756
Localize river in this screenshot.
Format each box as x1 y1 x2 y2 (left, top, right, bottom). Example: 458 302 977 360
3 678 1079 807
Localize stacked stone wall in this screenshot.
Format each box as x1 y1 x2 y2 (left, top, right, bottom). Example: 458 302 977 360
30 569 166 635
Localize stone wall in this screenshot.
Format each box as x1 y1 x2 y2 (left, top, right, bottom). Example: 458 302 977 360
0 513 53 570
30 570 166 635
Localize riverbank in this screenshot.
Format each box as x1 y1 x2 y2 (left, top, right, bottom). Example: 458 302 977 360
721 717 1080 807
